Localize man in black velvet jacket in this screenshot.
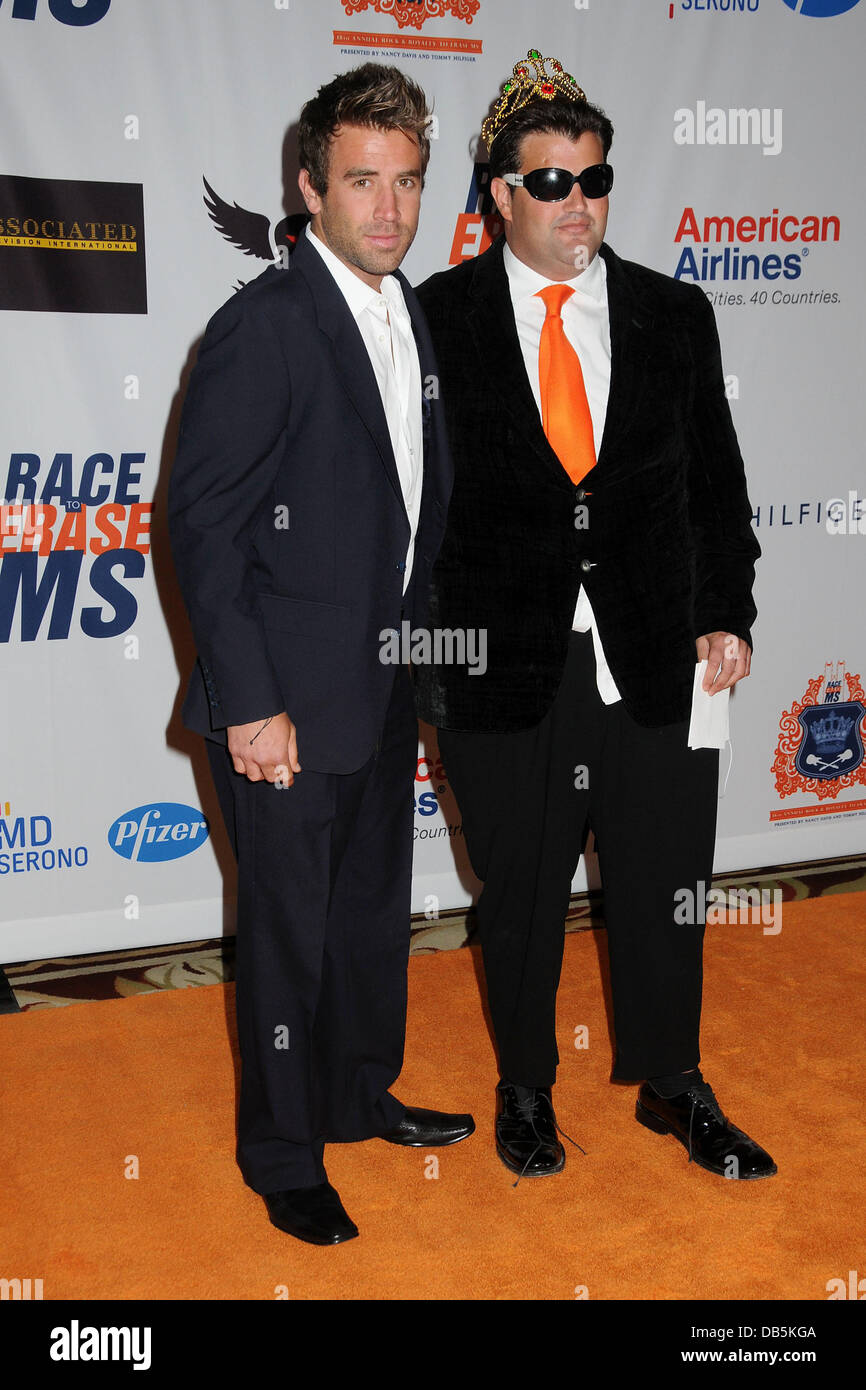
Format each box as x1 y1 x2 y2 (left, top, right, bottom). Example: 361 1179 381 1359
411 53 776 1182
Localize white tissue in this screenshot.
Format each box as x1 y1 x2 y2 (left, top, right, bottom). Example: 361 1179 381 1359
688 660 730 750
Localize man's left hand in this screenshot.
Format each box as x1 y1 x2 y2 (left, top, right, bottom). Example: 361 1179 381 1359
696 631 751 694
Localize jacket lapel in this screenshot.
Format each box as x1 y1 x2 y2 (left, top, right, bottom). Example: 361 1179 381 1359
289 233 406 514
397 268 453 516
464 236 656 490
596 242 653 478
465 238 575 494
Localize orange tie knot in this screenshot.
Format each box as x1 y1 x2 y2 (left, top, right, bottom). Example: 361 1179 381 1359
536 283 576 318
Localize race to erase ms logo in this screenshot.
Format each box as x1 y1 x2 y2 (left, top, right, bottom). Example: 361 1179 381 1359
0 451 152 644
771 661 866 823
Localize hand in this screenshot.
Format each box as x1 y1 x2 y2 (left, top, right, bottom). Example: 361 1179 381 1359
696 632 751 694
226 711 301 786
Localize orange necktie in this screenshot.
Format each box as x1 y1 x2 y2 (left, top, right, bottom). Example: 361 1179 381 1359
535 283 596 484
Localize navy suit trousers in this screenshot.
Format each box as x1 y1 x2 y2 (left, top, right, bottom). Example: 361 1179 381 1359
206 664 417 1192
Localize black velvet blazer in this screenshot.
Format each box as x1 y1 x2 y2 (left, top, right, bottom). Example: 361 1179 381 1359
412 236 761 732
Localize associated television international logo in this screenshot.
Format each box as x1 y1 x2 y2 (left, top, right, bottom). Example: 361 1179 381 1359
781 0 860 16
0 174 146 313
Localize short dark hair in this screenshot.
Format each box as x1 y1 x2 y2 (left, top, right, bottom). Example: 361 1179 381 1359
298 62 431 195
487 96 614 179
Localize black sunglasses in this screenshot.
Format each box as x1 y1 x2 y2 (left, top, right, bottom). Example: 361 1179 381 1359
501 163 614 202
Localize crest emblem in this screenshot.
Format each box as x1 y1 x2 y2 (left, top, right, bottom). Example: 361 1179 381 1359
773 661 866 800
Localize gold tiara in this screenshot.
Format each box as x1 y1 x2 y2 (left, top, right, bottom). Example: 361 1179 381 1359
481 49 587 151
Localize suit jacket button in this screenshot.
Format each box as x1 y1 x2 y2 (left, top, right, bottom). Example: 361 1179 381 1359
580 558 596 572
576 488 587 502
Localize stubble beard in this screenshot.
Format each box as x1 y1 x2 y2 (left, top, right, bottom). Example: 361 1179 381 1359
319 210 415 279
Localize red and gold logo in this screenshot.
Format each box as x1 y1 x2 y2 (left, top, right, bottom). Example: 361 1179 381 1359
341 1 480 29
772 661 866 813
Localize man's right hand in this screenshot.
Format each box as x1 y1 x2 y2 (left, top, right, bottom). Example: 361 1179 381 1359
226 712 301 787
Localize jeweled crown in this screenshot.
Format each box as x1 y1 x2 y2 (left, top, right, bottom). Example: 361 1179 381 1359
481 48 587 151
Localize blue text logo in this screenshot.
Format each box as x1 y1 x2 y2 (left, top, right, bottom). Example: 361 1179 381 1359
108 803 209 863
0 0 110 24
781 0 860 16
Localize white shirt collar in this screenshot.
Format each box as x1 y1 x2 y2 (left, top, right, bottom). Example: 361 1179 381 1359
503 238 606 306
304 222 397 320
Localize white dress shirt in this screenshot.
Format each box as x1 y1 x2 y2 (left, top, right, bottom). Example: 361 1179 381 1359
503 240 622 704
305 224 422 594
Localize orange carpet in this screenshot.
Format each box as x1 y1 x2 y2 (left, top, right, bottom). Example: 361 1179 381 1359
2 892 864 1301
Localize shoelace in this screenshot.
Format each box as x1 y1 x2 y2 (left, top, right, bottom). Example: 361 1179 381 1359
681 1082 726 1163
510 1092 586 1189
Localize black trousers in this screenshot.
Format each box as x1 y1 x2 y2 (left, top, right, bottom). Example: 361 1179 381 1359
438 631 719 1087
205 664 417 1193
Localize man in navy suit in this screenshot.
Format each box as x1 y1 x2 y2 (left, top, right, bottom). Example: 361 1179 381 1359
168 64 472 1246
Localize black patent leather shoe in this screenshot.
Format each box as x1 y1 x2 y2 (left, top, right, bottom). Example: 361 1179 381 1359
635 1079 777 1179
495 1082 566 1178
263 1181 359 1244
380 1105 475 1147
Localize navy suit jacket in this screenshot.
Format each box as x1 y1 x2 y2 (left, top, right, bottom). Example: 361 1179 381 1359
168 231 453 773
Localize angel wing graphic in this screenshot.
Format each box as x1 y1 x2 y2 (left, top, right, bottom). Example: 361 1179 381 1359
202 177 309 263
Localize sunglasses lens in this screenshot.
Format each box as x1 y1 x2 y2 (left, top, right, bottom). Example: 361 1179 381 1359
524 168 573 201
580 164 613 198
522 165 613 200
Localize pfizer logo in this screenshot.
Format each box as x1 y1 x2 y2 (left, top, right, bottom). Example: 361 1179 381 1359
781 0 860 16
108 803 209 862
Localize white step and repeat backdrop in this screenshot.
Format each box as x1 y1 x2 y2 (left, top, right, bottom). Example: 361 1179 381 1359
1 0 864 962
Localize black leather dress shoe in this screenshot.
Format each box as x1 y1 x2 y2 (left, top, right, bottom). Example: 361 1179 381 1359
263 1182 359 1244
495 1082 565 1178
380 1106 475 1147
635 1079 777 1179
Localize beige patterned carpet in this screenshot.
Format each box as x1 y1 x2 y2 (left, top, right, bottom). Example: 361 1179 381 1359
3 854 864 1013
